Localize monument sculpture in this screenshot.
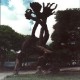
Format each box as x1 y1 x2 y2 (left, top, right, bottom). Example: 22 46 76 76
14 2 57 74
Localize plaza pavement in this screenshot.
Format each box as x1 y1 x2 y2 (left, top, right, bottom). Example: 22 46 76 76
0 71 36 80
0 67 80 80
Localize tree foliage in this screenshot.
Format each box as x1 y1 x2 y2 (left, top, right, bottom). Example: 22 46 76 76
51 9 80 51
50 9 80 66
0 25 40 61
0 25 25 51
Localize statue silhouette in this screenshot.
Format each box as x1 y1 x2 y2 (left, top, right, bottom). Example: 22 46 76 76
25 2 57 46
14 2 57 74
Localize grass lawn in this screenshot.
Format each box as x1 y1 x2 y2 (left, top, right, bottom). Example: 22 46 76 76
4 72 80 80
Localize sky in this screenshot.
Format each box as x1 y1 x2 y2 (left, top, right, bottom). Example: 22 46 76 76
1 0 80 44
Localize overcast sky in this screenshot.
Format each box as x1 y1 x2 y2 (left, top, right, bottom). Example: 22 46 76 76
1 0 80 44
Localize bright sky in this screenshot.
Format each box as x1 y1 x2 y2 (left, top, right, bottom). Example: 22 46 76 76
1 0 80 44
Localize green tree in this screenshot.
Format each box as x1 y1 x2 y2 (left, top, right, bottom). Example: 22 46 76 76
0 25 40 68
50 9 80 66
0 25 25 51
0 25 26 66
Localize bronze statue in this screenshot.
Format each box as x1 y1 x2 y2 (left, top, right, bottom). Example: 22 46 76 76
14 2 57 74
25 2 57 46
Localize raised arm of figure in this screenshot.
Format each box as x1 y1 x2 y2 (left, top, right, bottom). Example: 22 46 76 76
42 3 57 17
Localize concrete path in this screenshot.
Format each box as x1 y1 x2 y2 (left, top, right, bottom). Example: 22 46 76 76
0 71 36 80
0 67 80 80
0 72 13 80
60 67 80 71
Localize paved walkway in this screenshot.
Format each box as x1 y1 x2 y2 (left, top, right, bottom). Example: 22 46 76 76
0 71 36 80
60 67 80 71
0 67 80 80
0 72 13 80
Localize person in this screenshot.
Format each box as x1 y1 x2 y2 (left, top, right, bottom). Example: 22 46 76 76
14 53 22 75
0 47 6 68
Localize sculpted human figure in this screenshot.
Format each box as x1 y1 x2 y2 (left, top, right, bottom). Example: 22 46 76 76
14 2 57 74
25 2 57 46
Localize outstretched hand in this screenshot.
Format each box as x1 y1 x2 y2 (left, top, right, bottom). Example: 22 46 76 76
42 3 57 17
